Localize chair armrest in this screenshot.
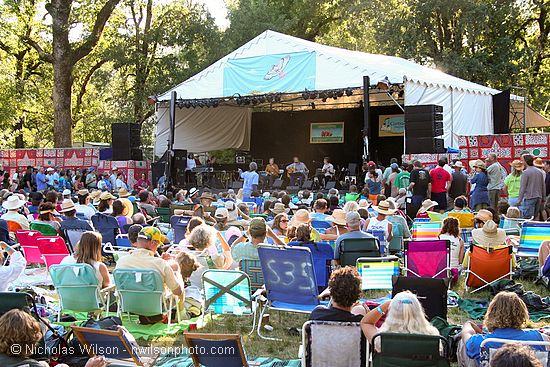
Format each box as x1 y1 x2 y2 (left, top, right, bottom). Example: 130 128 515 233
100 284 116 294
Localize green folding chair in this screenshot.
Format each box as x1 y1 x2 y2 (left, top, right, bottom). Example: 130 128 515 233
372 333 450 367
113 268 181 326
202 269 256 334
155 207 171 223
387 220 404 254
30 221 58 236
49 264 114 322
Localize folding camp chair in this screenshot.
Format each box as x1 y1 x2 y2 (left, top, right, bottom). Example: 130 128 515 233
517 221 550 258
404 240 451 279
155 207 171 223
357 256 400 290
30 221 58 236
170 215 191 244
372 332 450 367
50 264 114 321
36 236 70 269
479 338 550 366
386 219 404 254
116 234 132 248
113 268 181 326
460 228 473 247
256 245 328 340
91 213 120 246
287 241 334 289
411 222 442 241
464 245 513 293
72 325 153 366
16 230 44 265
311 220 331 232
63 228 86 253
392 276 449 321
184 333 249 367
447 212 474 228
366 229 388 255
202 270 256 334
6 220 22 233
239 259 264 292
338 237 380 266
500 217 528 231
301 320 364 367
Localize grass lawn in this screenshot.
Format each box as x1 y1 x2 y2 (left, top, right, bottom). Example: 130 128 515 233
142 275 550 364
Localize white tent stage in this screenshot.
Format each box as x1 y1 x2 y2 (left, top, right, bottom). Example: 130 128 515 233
155 30 544 158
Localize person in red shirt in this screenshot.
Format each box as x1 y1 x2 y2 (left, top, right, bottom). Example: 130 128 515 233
430 158 452 212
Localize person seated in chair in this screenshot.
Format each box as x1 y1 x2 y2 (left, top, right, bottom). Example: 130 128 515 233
462 220 515 268
458 292 550 367
1 194 30 230
231 217 285 262
59 199 93 232
0 241 26 292
490 343 544 367
333 212 374 264
286 156 309 187
32 202 61 233
311 199 330 222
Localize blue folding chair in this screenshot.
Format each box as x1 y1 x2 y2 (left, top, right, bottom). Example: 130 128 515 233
91 213 119 246
170 215 191 244
115 234 132 248
257 245 328 340
311 220 331 231
287 241 334 289
184 333 249 367
517 221 550 257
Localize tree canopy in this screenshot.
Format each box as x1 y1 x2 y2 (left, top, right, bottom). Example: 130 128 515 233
0 0 548 148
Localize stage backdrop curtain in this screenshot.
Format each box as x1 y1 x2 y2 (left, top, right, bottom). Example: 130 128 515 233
404 80 493 148
155 105 251 157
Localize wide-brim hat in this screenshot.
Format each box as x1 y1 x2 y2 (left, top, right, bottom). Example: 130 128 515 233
59 199 77 213
469 159 486 170
510 160 524 170
62 189 71 196
373 200 396 216
270 202 290 215
118 188 131 198
290 209 312 225
534 157 545 168
453 161 464 168
100 192 116 201
2 195 26 210
472 220 506 247
327 209 346 225
198 192 215 201
188 187 199 197
474 209 493 223
119 198 134 218
418 199 438 213
77 189 89 196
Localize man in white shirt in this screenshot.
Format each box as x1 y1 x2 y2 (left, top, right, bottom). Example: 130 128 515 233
0 241 27 292
1 195 30 230
75 189 97 220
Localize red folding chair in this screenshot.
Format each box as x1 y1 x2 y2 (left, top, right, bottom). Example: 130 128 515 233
16 230 45 265
36 236 70 269
403 240 451 279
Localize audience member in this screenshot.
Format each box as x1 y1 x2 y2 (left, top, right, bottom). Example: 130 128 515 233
363 200 394 253
59 199 93 232
271 213 289 236
333 212 374 263
486 153 506 209
430 158 452 211
469 159 490 211
517 154 545 219
490 343 543 367
505 160 524 207
232 217 285 262
407 160 431 217
438 217 464 278
0 241 26 292
1 194 30 230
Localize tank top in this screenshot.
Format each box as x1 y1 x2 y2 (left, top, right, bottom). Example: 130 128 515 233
366 217 390 251
439 234 461 268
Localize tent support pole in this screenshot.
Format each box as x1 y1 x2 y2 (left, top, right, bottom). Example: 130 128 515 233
165 91 177 191
363 76 370 160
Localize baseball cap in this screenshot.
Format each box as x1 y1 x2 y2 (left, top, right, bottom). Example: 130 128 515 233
215 207 229 219
390 163 399 169
367 161 376 167
138 227 166 243
249 217 267 238
345 211 361 227
62 189 71 196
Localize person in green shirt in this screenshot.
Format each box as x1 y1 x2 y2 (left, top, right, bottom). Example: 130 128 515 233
504 160 523 207
344 185 360 202
394 163 412 191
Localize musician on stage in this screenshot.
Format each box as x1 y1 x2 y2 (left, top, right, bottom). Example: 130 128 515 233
317 156 335 187
265 157 279 188
186 153 196 185
286 156 309 186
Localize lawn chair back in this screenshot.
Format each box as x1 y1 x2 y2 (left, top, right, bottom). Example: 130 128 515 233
113 268 164 316
366 229 387 254
500 217 528 231
202 270 252 315
302 320 363 367
258 245 320 311
30 221 58 236
115 234 132 248
464 245 513 292
479 338 549 366
357 256 400 290
6 220 22 233
518 221 550 257
372 333 449 367
447 212 474 228
412 222 442 241
16 230 44 265
0 291 35 315
287 241 333 288
184 333 248 367
239 259 264 292
311 220 331 231
170 215 191 243
155 207 171 223
36 236 70 269
91 213 120 245
386 219 404 254
339 237 380 266
392 276 449 320
49 264 102 316
63 228 86 253
404 240 451 279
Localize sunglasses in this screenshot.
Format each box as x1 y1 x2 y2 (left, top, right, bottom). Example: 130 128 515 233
280 219 289 222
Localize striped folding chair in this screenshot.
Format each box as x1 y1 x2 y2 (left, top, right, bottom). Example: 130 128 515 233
239 259 264 292
411 222 442 241
356 256 400 290
517 221 550 258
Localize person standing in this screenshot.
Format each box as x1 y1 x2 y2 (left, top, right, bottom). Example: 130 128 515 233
486 153 506 209
429 158 452 212
22 166 33 193
545 160 550 198
394 163 412 193
35 167 48 192
469 159 490 211
448 161 468 205
504 160 523 207
86 167 98 189
264 157 279 188
115 172 128 191
517 154 546 219
382 158 399 196
407 160 431 218
239 162 259 198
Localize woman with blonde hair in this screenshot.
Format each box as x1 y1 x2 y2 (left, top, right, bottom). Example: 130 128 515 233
343 200 359 214
361 291 439 351
458 292 549 367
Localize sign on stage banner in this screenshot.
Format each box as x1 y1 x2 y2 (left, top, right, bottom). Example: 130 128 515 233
223 51 316 96
310 122 344 144
378 114 404 137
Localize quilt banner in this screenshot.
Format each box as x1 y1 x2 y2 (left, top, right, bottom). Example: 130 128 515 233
223 51 316 96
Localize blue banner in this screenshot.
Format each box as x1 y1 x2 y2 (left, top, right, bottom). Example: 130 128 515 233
223 51 316 96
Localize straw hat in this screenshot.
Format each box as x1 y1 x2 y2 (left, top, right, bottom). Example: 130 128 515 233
90 190 101 205
2 195 26 210
188 187 199 197
510 160 524 170
270 202 290 215
373 200 396 216
327 209 346 226
418 199 438 214
118 188 131 198
119 198 134 218
100 192 116 201
472 220 506 247
358 199 370 208
469 159 486 170
59 199 76 213
224 201 239 221
534 157 545 168
215 207 229 220
452 161 464 168
77 189 90 196
290 209 312 226
474 209 493 223
62 189 71 197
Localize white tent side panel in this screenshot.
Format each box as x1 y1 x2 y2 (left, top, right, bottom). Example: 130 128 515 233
404 81 493 148
155 106 251 157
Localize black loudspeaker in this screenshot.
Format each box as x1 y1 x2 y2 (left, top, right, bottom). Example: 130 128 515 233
171 149 187 186
404 105 444 154
112 123 141 161
286 185 300 193
493 90 510 134
302 180 313 190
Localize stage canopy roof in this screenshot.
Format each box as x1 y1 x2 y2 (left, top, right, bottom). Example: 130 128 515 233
156 30 547 156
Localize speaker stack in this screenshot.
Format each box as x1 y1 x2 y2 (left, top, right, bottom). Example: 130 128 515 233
404 105 445 154
112 123 143 161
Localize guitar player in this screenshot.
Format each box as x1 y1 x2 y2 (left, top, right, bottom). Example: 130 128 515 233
286 156 309 187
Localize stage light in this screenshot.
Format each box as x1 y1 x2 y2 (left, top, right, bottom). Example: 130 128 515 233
184 101 192 108
198 100 205 108
274 94 282 102
236 98 243 105
310 102 315 109
398 90 404 98
377 76 391 90
212 100 219 107
258 96 266 103
302 91 308 100
252 98 259 105
176 101 184 109
243 98 251 105
327 91 334 98
336 89 344 98
345 88 353 97
320 92 328 102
